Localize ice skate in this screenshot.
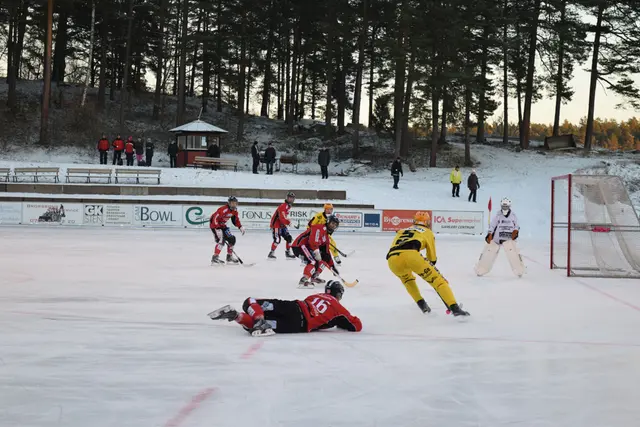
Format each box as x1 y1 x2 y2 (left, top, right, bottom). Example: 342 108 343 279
448 303 470 317
417 299 431 313
297 277 315 289
267 251 277 260
250 318 275 337
310 274 325 285
211 254 225 265
226 254 240 265
208 305 238 322
285 250 296 260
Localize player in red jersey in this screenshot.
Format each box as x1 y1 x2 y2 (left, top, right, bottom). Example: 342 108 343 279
268 191 296 260
291 215 340 288
209 196 246 265
208 281 362 336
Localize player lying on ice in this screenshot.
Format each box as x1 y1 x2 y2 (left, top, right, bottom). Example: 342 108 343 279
268 191 297 260
209 196 246 265
475 197 524 277
208 280 362 337
292 214 341 288
308 203 343 265
387 211 470 316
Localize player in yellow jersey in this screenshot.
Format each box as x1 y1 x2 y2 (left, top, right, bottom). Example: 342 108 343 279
387 211 469 316
308 203 342 264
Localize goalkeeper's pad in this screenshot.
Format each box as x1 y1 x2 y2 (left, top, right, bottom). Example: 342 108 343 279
502 240 525 277
475 241 501 276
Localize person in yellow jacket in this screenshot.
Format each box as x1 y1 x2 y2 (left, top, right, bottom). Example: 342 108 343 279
307 203 342 264
387 211 469 316
450 165 462 197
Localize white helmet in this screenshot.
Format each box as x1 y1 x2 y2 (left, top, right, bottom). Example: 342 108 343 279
500 198 511 213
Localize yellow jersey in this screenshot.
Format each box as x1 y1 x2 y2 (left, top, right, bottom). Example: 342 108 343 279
387 225 437 263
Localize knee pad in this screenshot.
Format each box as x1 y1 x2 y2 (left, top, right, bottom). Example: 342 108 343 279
284 232 292 244
226 235 236 246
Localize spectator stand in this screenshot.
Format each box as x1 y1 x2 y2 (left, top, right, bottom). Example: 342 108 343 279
169 119 228 167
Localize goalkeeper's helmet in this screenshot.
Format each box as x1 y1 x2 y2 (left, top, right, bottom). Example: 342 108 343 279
500 198 511 214
414 211 431 227
323 203 334 214
325 280 344 301
326 215 340 234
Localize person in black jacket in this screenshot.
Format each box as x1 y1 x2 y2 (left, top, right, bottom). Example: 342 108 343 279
207 141 221 170
264 142 276 175
391 157 403 189
467 169 480 202
318 147 331 179
168 140 178 168
134 138 145 165
145 138 155 166
251 141 260 174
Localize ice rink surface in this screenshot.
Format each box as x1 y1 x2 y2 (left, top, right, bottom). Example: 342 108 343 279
2 226 640 427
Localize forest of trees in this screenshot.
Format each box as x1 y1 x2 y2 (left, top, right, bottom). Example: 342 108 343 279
1 0 640 163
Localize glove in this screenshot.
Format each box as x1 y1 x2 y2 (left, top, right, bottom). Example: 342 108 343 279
334 255 341 265
485 233 493 244
313 249 322 262
431 259 437 266
240 226 246 235
511 229 519 240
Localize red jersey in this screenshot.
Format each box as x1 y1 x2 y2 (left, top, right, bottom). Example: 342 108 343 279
292 223 330 251
124 142 134 154
210 204 242 229
270 202 291 229
112 138 124 151
98 138 109 151
297 293 362 332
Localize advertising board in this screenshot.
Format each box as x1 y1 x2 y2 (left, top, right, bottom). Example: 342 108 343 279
133 204 183 227
382 209 432 231
83 204 134 226
431 210 484 235
22 202 83 225
0 202 22 224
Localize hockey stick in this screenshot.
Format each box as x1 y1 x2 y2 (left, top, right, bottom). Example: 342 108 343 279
294 220 301 230
331 244 355 258
326 264 358 288
232 250 256 267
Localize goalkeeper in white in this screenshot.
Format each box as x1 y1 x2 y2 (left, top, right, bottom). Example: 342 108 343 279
476 198 524 277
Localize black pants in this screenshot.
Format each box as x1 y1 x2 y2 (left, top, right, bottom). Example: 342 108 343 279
393 175 400 189
468 189 477 202
169 155 177 168
99 151 108 164
320 165 328 179
452 183 460 197
126 153 134 166
244 298 307 333
146 153 153 166
266 161 274 175
252 158 260 174
112 151 122 165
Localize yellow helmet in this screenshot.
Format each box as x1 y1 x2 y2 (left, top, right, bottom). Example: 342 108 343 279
414 211 430 227
324 203 334 213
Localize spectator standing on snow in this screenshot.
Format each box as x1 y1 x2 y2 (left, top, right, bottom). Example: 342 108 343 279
467 169 480 203
251 141 260 174
124 137 135 166
97 134 109 164
318 147 331 179
450 165 462 197
391 157 403 189
207 141 221 170
112 134 124 165
168 140 178 168
145 138 155 166
134 137 145 165
265 142 276 175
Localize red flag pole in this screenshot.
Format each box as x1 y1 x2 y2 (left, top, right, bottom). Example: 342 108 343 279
487 197 492 229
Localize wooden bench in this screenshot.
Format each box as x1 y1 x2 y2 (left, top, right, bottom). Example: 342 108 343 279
280 154 299 173
66 168 112 183
13 167 60 183
0 168 10 182
192 156 238 171
114 168 161 184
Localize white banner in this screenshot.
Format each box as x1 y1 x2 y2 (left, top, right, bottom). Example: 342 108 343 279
183 205 216 228
133 204 182 227
0 202 22 224
235 206 315 230
22 202 83 225
83 204 134 226
334 211 363 229
431 210 484 235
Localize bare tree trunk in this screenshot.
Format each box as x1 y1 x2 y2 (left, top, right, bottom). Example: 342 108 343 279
189 19 201 98
552 0 567 136
502 0 509 144
246 44 252 115
464 84 472 166
352 0 368 157
368 25 377 128
288 22 300 134
311 55 317 120
299 52 307 119
52 9 69 85
400 48 415 157
260 0 276 117
176 0 189 126
110 46 116 101
429 89 439 167
584 3 604 151
325 8 335 139
216 0 222 112
81 1 96 107
336 51 347 134
393 2 407 157
521 0 541 150
476 26 489 143
40 0 53 146
237 14 247 141
152 0 167 118
119 0 135 134
97 10 107 110
202 11 210 113
7 5 17 110
284 29 291 126
439 87 447 143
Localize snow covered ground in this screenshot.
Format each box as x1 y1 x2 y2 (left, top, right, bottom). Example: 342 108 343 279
2 227 640 427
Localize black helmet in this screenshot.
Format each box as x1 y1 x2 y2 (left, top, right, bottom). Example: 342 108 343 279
228 196 238 203
325 280 344 300
326 215 340 233
287 191 296 199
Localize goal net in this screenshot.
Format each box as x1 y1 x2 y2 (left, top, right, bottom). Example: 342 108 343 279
551 174 640 278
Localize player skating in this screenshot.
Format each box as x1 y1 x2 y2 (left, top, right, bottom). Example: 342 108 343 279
208 280 362 336
387 211 469 316
292 215 341 288
209 196 246 265
308 203 343 264
475 197 524 277
268 192 297 260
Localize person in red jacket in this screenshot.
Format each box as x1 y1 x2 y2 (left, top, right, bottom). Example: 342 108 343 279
209 196 246 265
208 280 362 337
268 191 296 260
291 215 340 288
124 136 135 166
112 135 124 165
97 134 110 164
